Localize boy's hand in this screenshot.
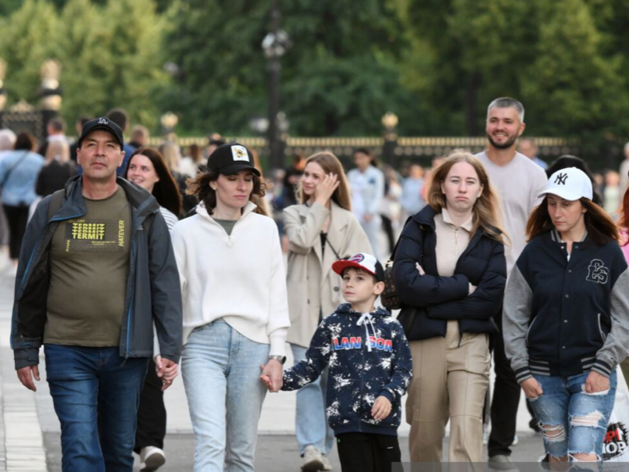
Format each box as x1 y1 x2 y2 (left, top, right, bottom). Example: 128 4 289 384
259 361 283 392
371 396 392 420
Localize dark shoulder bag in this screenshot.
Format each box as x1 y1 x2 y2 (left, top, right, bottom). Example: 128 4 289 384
381 216 415 311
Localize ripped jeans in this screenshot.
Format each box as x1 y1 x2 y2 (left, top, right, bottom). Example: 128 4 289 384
528 371 617 461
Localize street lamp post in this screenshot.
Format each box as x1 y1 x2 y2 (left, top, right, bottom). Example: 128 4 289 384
382 112 399 163
262 0 290 170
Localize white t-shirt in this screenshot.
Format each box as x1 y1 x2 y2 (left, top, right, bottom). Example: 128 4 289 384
476 151 548 274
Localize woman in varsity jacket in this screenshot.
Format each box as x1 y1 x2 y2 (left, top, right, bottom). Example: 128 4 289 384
503 167 629 463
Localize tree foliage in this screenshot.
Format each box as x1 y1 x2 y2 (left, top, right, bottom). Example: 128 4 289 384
1 0 629 155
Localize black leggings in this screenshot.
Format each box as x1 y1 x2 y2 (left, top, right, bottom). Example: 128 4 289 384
3 204 29 260
337 433 401 472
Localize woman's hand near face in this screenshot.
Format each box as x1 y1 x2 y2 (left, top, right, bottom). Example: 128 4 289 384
315 173 340 206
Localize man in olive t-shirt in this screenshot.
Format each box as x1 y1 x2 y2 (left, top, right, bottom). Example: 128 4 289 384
12 117 182 472
45 188 131 346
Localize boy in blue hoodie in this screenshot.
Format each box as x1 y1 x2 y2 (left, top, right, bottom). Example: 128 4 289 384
263 253 412 472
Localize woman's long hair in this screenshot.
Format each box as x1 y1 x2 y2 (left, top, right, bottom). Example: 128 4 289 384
125 147 182 217
187 170 267 216
527 196 619 245
426 149 508 245
298 152 352 211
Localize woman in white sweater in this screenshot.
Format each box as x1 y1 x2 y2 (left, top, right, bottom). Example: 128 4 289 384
284 152 372 470
171 143 290 472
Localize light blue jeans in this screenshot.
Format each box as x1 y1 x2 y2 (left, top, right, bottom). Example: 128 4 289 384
182 320 269 472
528 370 617 461
291 344 335 456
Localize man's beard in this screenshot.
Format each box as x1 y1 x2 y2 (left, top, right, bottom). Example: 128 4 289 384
487 133 518 150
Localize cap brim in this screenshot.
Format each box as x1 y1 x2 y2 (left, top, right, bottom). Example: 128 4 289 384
220 164 261 177
79 125 123 148
332 260 377 277
538 189 585 201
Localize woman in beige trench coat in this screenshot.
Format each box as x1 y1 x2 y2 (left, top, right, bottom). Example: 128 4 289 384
284 151 372 471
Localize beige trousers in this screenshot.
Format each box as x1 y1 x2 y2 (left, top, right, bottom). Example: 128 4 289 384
407 321 490 463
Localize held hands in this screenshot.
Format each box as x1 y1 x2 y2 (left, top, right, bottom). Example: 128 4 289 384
17 365 40 392
521 377 543 400
584 371 610 394
155 355 179 391
315 173 340 206
260 359 284 392
372 396 392 421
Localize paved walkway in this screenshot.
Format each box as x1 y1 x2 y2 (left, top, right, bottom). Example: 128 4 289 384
0 249 544 471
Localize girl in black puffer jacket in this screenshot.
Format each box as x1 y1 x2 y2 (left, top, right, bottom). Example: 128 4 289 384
393 151 507 463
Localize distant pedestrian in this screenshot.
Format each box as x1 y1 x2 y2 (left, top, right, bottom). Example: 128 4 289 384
36 139 76 198
106 108 137 175
283 151 372 471
275 253 412 472
518 138 548 170
347 149 385 260
400 164 426 220
0 131 44 263
619 142 629 194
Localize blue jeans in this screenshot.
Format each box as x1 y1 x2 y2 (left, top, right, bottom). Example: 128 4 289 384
182 320 269 472
44 344 149 472
528 371 617 461
291 344 335 456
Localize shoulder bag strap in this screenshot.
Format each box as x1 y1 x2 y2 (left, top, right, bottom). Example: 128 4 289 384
0 151 29 189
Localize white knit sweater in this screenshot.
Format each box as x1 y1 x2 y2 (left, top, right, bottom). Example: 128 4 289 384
171 202 290 356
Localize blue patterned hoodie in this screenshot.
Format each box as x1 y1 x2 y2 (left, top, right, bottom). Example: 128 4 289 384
282 303 412 436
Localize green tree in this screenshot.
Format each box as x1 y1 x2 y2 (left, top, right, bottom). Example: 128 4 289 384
0 0 60 106
57 0 112 124
99 0 169 128
161 0 416 136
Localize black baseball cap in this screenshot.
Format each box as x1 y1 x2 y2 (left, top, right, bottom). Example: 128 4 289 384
207 143 261 176
78 117 124 149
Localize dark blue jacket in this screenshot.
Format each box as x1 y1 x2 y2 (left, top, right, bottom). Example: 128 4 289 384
504 230 629 381
282 304 412 436
392 205 506 341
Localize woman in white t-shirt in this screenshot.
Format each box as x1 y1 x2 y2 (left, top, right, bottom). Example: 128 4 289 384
171 143 290 472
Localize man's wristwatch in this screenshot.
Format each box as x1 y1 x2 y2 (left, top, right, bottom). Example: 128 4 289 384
268 355 286 365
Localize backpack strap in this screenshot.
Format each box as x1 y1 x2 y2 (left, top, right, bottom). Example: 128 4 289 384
47 189 66 221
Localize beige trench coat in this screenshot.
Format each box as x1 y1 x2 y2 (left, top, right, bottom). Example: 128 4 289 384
284 201 373 347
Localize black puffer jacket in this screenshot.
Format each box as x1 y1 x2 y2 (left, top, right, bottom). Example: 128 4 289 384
392 205 506 341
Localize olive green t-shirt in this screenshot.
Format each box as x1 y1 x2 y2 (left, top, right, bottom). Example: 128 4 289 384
44 187 131 346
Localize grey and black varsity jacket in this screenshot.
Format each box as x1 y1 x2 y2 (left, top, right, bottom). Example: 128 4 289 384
503 229 629 383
